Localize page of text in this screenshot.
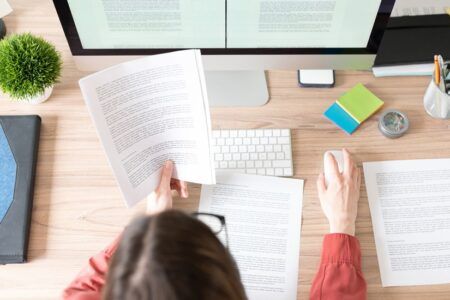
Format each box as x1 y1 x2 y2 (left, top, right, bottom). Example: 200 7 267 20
68 0 225 49
364 159 450 286
80 50 215 207
227 0 382 48
199 172 303 300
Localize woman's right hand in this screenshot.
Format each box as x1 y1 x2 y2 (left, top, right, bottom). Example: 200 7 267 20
146 160 189 215
316 149 361 236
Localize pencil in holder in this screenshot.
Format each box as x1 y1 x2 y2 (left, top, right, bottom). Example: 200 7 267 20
424 74 450 119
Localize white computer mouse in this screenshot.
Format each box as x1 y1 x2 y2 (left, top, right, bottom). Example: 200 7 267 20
323 150 344 186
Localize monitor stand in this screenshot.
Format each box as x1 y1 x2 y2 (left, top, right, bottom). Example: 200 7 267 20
205 71 269 107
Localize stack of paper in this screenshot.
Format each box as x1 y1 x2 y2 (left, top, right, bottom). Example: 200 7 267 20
324 83 384 134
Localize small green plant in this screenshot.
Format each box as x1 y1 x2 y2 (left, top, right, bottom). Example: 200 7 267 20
0 33 62 100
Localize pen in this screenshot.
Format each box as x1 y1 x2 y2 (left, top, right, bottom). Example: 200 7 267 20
437 55 447 93
434 55 440 85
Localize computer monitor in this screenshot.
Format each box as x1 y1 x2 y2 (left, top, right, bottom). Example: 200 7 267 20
53 0 395 106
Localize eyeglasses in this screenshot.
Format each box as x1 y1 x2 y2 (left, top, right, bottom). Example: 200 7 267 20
192 212 229 247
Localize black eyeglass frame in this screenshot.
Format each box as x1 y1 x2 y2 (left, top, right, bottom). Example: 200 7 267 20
191 212 229 247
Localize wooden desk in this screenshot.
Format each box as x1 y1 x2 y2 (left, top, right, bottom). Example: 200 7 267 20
1 1 450 299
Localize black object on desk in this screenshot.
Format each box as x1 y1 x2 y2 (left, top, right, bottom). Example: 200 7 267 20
0 116 41 264
0 18 6 39
374 14 450 69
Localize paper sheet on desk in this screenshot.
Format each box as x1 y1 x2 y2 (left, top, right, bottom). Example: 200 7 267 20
392 0 450 17
199 172 303 300
364 159 450 286
0 0 12 19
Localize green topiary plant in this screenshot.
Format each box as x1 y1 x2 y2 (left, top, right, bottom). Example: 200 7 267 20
0 33 62 101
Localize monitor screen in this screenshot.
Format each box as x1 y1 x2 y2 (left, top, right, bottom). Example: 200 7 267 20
54 0 394 55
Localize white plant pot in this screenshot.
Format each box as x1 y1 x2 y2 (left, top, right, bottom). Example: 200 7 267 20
24 86 53 104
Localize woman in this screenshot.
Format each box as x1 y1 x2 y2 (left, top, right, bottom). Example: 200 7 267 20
63 150 366 300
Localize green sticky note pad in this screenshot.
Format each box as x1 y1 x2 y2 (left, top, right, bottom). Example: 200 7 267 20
336 83 384 123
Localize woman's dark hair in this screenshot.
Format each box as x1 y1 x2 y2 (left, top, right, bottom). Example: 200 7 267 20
102 210 247 300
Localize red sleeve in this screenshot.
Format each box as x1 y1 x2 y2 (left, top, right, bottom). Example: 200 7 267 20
62 235 121 300
310 233 367 300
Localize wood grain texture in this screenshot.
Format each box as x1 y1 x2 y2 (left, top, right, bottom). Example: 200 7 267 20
1 1 450 299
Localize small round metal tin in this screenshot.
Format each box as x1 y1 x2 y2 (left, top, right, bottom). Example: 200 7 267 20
378 110 409 139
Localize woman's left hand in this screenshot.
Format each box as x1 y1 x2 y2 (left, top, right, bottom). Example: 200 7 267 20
146 160 189 215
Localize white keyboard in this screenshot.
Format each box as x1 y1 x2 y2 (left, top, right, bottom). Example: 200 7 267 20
212 129 293 177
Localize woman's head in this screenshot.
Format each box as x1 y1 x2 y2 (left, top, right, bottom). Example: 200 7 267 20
103 210 247 300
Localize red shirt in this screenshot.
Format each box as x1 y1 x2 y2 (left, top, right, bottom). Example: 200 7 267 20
62 233 366 300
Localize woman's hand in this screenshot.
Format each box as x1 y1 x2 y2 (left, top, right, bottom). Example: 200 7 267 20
316 149 361 236
146 160 189 215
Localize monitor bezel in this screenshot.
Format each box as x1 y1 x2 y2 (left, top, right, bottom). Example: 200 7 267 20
53 0 395 56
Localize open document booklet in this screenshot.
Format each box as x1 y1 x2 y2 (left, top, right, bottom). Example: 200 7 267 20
364 159 450 287
79 50 215 207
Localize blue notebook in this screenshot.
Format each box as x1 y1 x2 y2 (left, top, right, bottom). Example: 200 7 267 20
324 103 359 134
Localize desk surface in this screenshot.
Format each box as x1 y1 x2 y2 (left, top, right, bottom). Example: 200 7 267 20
1 1 450 299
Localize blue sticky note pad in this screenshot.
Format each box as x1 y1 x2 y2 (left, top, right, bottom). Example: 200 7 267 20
0 123 17 223
324 103 360 134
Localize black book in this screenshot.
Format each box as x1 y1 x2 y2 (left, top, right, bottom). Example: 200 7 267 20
373 14 450 77
0 115 41 264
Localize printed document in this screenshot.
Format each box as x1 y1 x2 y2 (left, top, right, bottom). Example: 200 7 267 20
80 50 215 207
392 0 450 17
0 0 12 19
364 159 450 286
199 172 303 300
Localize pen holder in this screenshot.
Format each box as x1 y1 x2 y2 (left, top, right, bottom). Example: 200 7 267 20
423 78 450 119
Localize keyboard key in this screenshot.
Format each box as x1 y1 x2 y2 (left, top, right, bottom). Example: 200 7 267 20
230 146 238 153
232 153 240 160
239 146 247 153
215 153 223 161
221 131 229 138
230 130 238 137
247 130 255 137
246 160 254 168
264 160 271 168
265 145 273 152
267 168 275 176
224 154 232 161
238 130 246 137
284 168 292 176
242 153 250 161
235 138 243 145
252 138 260 145
274 145 282 152
243 138 251 145
273 129 281 136
269 137 277 144
256 145 264 152
285 151 292 160
248 145 256 152
276 152 284 160
213 146 221 153
220 161 228 168
256 130 263 137
221 146 229 153
217 138 225 145
255 161 263 168
278 137 290 144
261 137 268 144
268 152 276 160
281 129 290 136
273 160 291 168
250 153 258 160
212 131 220 138
259 153 267 160
275 168 283 176
257 169 266 175
226 138 234 145
229 161 237 168
264 130 272 137
237 161 245 168
214 161 219 168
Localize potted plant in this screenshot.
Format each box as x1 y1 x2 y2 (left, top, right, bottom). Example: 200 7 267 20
0 33 62 104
